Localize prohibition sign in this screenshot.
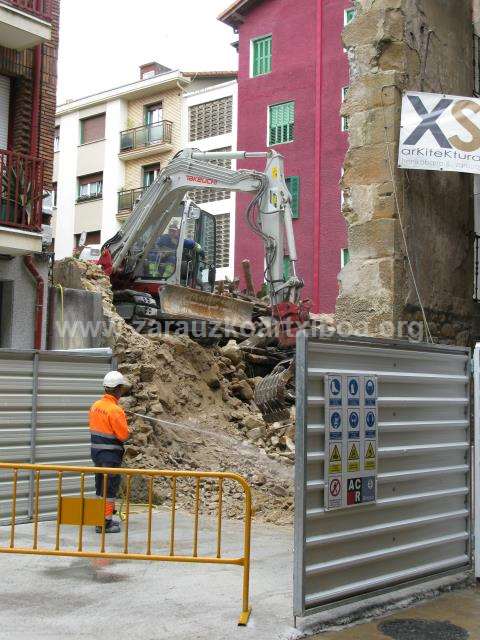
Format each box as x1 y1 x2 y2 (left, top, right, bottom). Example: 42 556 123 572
330 478 341 497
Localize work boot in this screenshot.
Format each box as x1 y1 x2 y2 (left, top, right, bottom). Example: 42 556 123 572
95 519 121 534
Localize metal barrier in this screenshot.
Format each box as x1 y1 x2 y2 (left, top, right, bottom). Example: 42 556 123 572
0 462 252 626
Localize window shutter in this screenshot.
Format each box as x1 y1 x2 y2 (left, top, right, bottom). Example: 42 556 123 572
253 36 272 77
0 75 10 150
81 114 106 144
286 176 300 218
269 102 295 145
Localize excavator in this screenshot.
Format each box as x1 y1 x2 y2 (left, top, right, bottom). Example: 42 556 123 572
98 148 310 421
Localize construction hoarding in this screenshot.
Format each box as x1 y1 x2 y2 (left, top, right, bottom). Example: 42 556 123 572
294 334 471 617
0 349 113 525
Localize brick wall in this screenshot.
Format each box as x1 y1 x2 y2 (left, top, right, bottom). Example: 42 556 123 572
0 0 59 189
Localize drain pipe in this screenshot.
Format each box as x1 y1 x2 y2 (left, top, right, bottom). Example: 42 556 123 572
24 255 44 350
24 44 44 351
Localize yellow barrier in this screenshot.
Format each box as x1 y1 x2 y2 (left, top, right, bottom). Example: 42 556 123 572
0 462 252 626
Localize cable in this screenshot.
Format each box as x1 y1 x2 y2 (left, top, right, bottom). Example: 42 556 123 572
380 86 433 343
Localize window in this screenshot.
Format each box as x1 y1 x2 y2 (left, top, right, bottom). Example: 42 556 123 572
77 173 103 202
269 102 295 145
80 114 105 144
252 35 272 77
344 7 355 25
341 87 349 132
0 75 10 150
74 230 101 248
283 256 292 281
286 176 300 219
215 213 231 268
52 182 57 208
341 248 350 268
142 163 160 188
189 96 233 141
54 126 60 152
145 102 163 125
188 147 232 203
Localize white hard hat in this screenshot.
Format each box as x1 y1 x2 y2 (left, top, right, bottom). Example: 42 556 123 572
103 371 129 389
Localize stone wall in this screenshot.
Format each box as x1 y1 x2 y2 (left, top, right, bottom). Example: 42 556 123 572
337 0 478 345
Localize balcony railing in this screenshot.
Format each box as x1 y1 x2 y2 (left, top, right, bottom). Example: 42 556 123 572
119 121 173 153
0 149 44 232
2 0 52 21
118 186 148 212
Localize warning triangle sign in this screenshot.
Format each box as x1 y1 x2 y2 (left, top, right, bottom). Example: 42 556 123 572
366 442 376 459
330 445 341 463
348 443 359 461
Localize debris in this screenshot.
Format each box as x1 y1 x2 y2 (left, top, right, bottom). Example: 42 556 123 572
54 258 296 523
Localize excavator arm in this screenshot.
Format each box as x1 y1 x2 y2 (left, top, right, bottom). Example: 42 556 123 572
102 148 303 307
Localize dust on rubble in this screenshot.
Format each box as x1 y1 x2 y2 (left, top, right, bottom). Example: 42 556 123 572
54 258 295 524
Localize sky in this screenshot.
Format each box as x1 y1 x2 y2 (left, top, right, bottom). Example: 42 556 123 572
56 0 239 104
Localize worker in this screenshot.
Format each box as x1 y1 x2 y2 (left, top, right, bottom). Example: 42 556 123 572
89 371 131 533
145 223 180 278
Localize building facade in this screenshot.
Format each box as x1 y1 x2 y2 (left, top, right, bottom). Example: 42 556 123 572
53 65 237 280
0 0 58 349
219 0 353 313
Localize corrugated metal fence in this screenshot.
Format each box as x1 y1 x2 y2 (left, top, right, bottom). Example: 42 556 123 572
0 349 113 524
294 335 471 617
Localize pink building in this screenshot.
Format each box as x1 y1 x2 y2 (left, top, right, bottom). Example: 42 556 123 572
219 0 353 313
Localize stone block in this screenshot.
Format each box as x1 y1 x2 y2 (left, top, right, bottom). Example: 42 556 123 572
348 218 397 261
343 143 391 186
344 71 400 115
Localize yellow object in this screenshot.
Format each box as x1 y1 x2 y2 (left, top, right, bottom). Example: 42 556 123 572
59 496 104 526
0 461 252 627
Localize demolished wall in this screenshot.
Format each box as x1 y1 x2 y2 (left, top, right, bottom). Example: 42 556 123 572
338 0 478 344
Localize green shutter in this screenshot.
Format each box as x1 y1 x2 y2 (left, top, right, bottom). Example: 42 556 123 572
283 256 292 281
269 101 295 145
253 36 272 77
286 176 300 219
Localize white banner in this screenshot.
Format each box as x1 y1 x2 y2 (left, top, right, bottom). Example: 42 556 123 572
398 91 480 174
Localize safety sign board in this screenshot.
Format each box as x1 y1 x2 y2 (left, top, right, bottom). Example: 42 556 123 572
348 408 360 440
347 376 360 407
328 409 343 440
324 374 378 510
347 442 360 473
328 443 343 475
328 476 342 509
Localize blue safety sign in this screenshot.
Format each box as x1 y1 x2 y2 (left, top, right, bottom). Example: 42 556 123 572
328 376 342 406
348 409 360 439
347 377 360 407
329 411 342 440
365 409 377 438
365 377 377 406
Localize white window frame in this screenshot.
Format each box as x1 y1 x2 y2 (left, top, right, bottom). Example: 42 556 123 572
341 115 349 133
344 7 355 25
250 33 273 78
78 178 103 200
54 127 60 153
341 248 350 268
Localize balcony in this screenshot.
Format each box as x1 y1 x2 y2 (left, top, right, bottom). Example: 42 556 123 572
117 186 147 221
0 0 52 50
119 121 173 161
0 148 43 254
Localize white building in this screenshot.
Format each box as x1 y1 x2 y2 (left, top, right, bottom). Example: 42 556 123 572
53 64 237 280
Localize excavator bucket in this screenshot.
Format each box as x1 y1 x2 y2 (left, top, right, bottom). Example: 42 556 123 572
254 360 295 424
159 284 256 331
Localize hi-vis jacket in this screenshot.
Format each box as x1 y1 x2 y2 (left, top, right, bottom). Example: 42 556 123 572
89 394 130 457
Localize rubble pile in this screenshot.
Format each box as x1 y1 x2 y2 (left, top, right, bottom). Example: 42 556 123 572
54 258 295 524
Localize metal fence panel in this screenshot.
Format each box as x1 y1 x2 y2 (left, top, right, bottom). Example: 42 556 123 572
294 334 471 617
0 349 112 524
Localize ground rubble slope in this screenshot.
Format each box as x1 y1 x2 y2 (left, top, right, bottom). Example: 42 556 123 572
54 258 295 524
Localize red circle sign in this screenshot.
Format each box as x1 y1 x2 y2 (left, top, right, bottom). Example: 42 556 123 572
330 478 341 497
